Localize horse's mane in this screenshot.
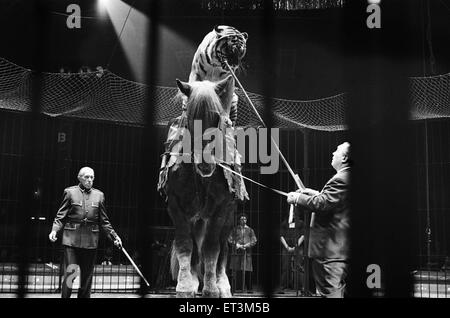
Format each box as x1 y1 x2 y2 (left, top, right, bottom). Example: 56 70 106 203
185 81 224 132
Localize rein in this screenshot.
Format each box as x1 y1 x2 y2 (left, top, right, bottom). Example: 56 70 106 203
166 152 288 198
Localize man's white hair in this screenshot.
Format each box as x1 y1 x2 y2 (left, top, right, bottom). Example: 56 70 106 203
78 167 94 178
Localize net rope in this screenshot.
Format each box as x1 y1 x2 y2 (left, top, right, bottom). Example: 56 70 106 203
1 57 449 131
410 72 450 120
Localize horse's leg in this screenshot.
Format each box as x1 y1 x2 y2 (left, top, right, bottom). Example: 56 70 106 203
216 238 232 298
174 234 197 297
170 209 197 298
190 219 207 295
201 217 222 298
216 202 235 298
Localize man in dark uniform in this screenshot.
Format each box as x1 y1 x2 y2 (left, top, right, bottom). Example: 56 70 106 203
49 167 122 298
279 217 304 293
287 142 351 298
228 213 257 292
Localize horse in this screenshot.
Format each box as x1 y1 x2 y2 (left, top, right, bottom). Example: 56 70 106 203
165 75 238 298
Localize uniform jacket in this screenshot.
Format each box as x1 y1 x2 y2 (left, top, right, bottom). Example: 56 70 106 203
296 167 350 260
228 225 257 271
52 185 118 249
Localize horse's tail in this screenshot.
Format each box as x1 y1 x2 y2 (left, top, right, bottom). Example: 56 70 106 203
170 241 179 280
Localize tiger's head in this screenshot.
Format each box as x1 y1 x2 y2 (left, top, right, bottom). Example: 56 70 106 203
214 25 248 71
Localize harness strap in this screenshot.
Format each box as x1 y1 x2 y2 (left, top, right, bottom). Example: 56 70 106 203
165 152 286 197
217 162 288 198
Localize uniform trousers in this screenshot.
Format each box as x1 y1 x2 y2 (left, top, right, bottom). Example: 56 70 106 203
61 246 97 298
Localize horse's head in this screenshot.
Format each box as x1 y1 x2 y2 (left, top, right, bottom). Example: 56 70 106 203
176 75 234 177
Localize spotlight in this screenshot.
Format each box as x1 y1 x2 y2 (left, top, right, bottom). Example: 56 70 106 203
97 0 109 17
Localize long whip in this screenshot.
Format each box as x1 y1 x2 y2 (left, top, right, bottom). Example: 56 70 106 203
120 246 150 287
224 60 305 191
224 60 305 224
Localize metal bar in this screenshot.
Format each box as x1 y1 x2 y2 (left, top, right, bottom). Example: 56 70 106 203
261 0 276 298
344 0 415 298
242 249 246 292
424 120 431 269
17 0 46 298
139 0 161 296
121 247 150 287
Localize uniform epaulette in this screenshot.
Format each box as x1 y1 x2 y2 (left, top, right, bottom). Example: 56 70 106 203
91 188 103 195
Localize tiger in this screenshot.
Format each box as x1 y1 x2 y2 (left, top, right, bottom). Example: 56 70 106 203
186 25 248 126
158 26 249 200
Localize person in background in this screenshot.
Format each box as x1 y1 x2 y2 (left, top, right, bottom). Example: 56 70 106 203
228 213 257 293
279 217 304 293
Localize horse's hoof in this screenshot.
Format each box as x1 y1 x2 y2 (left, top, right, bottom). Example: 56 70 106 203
202 290 220 298
176 291 196 298
219 290 232 298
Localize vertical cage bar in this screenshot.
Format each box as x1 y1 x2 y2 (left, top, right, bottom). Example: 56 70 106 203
260 0 276 298
17 0 46 298
138 0 161 297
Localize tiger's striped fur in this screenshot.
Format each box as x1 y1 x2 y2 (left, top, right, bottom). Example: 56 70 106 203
188 25 248 126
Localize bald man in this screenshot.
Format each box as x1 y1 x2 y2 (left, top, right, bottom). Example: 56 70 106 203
287 142 351 298
49 167 122 298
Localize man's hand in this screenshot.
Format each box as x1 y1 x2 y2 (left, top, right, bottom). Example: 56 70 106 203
287 192 300 205
114 236 123 249
48 231 57 242
236 243 244 250
301 188 320 196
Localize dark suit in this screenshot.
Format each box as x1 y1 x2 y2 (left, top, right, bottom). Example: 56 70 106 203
295 167 350 297
228 225 257 291
52 184 118 298
279 221 304 291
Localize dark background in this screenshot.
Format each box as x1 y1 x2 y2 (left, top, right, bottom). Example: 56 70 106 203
1 0 449 98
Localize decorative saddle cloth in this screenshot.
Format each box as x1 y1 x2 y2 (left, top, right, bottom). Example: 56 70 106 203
157 112 249 202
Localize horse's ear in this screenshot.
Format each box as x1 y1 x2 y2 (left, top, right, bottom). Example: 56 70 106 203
176 79 192 97
214 25 222 34
215 75 234 95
